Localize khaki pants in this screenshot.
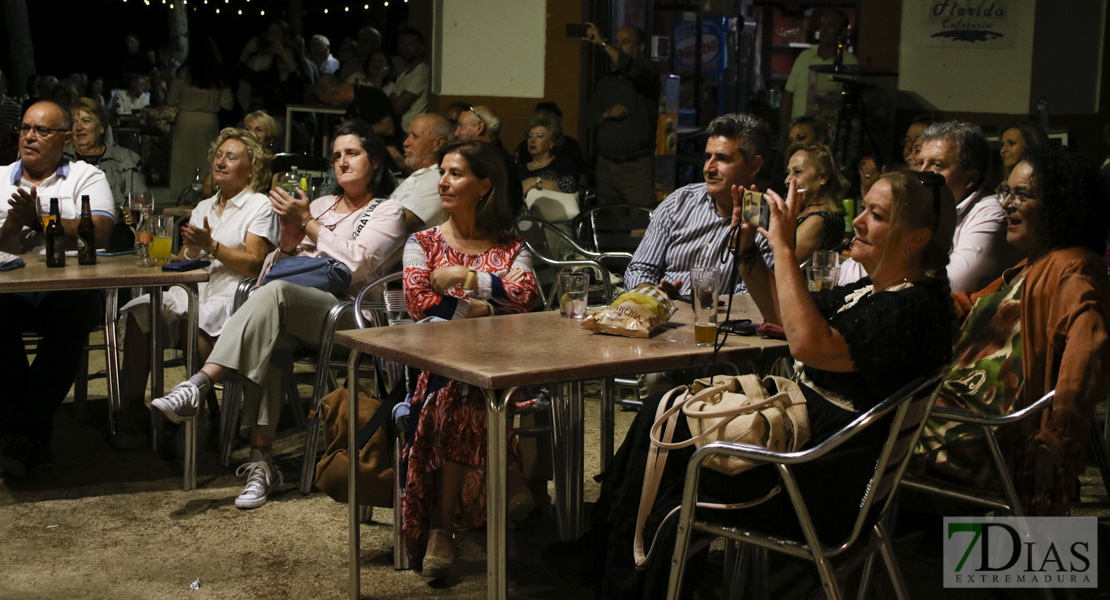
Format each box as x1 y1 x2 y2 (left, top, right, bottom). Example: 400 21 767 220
207 281 351 437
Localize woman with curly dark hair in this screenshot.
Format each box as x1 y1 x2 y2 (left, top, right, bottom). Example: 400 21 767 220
918 146 1110 516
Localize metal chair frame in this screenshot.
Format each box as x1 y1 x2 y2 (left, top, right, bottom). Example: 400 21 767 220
570 203 654 255
666 373 945 600
217 278 360 495
516 213 628 310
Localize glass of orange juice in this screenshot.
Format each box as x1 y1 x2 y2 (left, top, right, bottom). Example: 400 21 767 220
150 215 174 262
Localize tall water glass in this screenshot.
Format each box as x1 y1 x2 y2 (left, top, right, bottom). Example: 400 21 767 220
690 266 720 346
558 272 589 319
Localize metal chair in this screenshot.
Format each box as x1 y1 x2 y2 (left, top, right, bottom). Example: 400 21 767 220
571 203 654 255
516 213 625 311
666 372 945 600
216 277 358 495
899 390 1064 517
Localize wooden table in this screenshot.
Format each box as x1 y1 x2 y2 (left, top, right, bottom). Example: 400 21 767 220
0 254 209 490
334 296 789 599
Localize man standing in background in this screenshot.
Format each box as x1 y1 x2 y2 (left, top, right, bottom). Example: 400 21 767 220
583 24 660 207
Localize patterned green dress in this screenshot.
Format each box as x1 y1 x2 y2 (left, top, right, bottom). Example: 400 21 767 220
918 274 1025 487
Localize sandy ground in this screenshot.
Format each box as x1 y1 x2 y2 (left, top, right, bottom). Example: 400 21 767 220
2 333 1108 599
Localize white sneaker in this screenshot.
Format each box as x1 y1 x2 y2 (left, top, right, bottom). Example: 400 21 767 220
234 460 281 509
150 382 201 423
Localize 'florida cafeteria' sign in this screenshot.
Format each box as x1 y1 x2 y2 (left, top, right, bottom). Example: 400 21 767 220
920 0 1018 48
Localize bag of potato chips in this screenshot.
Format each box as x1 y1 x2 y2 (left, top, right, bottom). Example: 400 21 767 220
581 283 678 338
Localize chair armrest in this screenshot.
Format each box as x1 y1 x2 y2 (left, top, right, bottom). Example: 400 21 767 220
928 390 1055 426
232 278 259 312
688 373 943 468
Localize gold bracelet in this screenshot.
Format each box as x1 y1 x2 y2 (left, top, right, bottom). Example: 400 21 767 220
299 217 312 232
463 269 479 291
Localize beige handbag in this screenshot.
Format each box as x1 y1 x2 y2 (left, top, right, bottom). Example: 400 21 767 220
633 374 809 567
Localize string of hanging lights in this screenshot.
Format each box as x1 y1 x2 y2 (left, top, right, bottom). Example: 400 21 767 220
119 0 406 17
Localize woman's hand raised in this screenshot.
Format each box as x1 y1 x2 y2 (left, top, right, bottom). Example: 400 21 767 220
181 217 216 254
729 184 759 253
269 186 312 226
759 180 803 257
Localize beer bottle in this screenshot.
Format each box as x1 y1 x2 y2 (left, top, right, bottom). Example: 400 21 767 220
45 198 65 268
77 195 97 265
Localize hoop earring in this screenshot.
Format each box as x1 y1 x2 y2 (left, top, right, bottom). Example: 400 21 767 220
903 248 910 258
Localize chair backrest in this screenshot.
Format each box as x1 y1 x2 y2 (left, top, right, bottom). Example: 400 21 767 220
573 203 653 254
353 271 411 329
846 371 944 546
516 214 616 310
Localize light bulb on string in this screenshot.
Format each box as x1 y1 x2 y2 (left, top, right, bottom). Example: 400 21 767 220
261 9 265 15
215 7 219 13
324 8 328 13
345 6 349 11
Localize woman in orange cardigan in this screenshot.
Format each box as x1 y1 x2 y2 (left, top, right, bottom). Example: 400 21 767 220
919 146 1110 515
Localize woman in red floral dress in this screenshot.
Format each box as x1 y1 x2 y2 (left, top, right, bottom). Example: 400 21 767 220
401 140 539 578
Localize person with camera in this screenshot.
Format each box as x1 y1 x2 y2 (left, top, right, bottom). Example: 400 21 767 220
582 23 660 207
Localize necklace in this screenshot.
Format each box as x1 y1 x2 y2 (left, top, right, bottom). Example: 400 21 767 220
316 195 369 231
528 155 554 170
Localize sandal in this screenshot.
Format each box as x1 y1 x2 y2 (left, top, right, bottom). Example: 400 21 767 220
421 529 454 578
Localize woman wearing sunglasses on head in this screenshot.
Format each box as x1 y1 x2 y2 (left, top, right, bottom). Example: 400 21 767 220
584 171 958 599
917 146 1110 516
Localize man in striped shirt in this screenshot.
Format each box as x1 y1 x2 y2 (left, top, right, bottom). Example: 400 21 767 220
625 113 774 296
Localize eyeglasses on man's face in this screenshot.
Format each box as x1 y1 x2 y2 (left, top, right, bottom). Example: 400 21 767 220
465 104 486 127
995 183 1037 210
16 123 69 139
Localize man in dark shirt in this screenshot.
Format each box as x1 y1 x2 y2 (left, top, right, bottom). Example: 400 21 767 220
583 24 660 207
314 74 401 148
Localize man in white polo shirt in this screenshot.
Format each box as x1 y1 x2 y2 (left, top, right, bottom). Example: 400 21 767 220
393 113 451 233
0 101 115 481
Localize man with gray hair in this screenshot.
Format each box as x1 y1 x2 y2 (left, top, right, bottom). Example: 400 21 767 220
392 113 452 233
839 120 1021 292
625 113 774 296
309 34 340 75
454 104 523 213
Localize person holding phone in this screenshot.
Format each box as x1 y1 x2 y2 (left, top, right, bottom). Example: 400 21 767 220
582 23 660 207
116 128 278 448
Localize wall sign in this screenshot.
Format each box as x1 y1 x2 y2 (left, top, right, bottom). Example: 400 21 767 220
921 0 1019 48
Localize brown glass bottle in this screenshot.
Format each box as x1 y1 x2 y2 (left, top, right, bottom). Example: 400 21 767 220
45 198 65 268
77 195 96 264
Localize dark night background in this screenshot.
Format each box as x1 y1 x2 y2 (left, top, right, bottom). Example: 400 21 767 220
18 0 412 89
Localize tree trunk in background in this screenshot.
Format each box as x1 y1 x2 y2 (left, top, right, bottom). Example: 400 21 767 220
168 2 189 63
1 0 36 97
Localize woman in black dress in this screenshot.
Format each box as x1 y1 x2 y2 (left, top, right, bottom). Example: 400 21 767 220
588 171 959 599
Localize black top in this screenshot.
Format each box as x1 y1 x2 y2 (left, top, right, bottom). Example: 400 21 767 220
585 277 955 600
348 85 403 148
517 155 580 194
586 52 660 157
796 210 845 251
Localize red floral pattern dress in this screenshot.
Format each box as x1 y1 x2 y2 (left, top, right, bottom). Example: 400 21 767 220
401 227 538 560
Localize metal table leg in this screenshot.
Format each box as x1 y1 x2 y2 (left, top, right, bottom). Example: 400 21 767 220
485 387 518 600
104 289 121 436
179 283 200 491
348 350 362 600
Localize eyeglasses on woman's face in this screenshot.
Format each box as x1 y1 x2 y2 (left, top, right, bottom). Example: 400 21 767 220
995 183 1037 210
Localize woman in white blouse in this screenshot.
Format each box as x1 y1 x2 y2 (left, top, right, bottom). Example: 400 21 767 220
118 128 279 447
151 121 407 509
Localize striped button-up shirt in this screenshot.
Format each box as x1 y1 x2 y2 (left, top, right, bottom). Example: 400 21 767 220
625 183 773 296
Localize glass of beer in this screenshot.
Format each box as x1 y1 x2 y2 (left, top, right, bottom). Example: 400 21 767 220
806 265 839 292
558 272 589 319
690 266 720 346
150 215 174 262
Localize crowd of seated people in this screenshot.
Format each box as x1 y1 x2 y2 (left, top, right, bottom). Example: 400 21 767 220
5 18 1110 600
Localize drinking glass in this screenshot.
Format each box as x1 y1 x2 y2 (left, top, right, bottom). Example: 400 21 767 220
150 215 174 262
811 250 839 269
690 266 720 346
558 272 589 319
806 266 840 292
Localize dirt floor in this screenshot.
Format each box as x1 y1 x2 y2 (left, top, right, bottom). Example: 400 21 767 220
2 336 1108 599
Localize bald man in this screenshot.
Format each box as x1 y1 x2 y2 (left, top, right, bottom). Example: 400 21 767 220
0 101 115 479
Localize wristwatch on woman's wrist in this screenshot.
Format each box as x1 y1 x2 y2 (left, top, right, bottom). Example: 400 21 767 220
464 269 478 291
534 177 543 191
